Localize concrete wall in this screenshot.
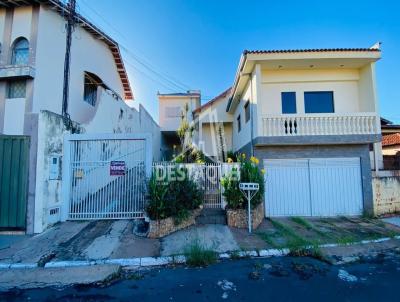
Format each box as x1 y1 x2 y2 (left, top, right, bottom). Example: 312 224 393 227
232 81 253 151
196 92 234 158
200 122 232 158
158 95 200 131
33 6 124 123
373 174 400 215
382 145 400 156
83 88 161 161
34 110 81 233
259 69 360 115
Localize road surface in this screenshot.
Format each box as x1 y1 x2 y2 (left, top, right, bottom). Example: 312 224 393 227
1 253 400 301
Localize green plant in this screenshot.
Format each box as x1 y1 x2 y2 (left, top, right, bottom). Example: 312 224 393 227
146 166 203 223
229 250 241 260
221 154 265 210
336 235 357 245
184 240 217 267
291 217 327 237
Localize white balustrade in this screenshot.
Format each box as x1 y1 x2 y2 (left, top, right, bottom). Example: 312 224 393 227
262 114 378 137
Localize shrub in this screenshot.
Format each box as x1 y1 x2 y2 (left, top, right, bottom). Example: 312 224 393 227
146 165 203 224
184 240 217 267
221 154 265 210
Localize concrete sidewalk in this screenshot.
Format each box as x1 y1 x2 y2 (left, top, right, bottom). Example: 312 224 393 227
1 217 400 269
0 220 160 266
0 265 120 291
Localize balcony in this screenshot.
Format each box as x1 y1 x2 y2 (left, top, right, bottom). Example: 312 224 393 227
0 65 35 80
262 113 379 137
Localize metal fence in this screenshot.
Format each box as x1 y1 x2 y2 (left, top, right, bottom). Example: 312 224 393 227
152 162 239 209
63 134 152 220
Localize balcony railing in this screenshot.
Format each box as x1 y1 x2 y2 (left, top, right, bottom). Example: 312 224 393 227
262 113 379 137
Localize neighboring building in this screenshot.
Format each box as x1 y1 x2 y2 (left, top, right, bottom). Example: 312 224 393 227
382 133 400 156
0 1 160 233
193 88 233 161
381 117 400 136
158 91 201 159
225 46 382 217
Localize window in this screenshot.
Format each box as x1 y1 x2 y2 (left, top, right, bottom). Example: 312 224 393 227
237 114 241 132
83 74 98 106
281 92 297 114
11 37 29 65
244 101 250 122
304 91 334 113
165 106 181 118
7 80 26 98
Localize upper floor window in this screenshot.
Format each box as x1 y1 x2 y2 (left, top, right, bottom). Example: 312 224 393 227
7 80 26 98
83 73 102 106
281 92 297 114
11 37 29 65
304 91 334 113
237 114 241 132
165 106 181 118
244 101 250 122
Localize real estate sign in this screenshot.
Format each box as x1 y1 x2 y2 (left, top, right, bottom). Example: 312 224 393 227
110 161 126 176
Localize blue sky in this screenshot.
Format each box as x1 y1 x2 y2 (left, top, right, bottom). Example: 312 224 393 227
79 0 400 123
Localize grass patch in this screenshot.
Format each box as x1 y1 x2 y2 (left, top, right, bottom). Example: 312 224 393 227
336 235 358 245
291 217 314 230
229 250 241 260
184 240 217 267
291 217 327 237
257 232 279 248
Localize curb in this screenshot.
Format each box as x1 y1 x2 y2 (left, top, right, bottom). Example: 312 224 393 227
1 235 399 270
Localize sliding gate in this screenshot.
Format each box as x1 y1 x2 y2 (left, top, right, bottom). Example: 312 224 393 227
63 134 152 220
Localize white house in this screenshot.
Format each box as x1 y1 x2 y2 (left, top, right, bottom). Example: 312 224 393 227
0 0 160 233
193 46 383 217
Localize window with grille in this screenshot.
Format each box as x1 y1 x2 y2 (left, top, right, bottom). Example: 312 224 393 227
7 80 26 98
11 38 29 65
83 74 98 106
165 106 181 118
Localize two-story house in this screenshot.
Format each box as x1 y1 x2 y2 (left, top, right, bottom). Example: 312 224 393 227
226 46 382 217
0 0 160 233
158 91 201 159
193 46 383 217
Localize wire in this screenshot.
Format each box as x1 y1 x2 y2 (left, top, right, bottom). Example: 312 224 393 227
78 0 191 92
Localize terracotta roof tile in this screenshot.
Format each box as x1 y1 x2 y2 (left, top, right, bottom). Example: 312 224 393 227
244 48 381 54
382 133 400 147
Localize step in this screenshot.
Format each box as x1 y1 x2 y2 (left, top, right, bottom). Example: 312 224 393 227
196 208 227 225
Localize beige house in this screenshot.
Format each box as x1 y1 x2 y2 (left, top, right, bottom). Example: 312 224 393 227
193 88 233 161
382 133 400 156
158 91 200 159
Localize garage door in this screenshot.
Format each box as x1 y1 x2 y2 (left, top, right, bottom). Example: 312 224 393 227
264 158 363 217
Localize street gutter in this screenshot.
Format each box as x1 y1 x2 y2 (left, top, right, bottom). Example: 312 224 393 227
1 235 399 270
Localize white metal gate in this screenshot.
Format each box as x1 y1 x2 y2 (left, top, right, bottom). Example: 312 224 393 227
264 158 363 217
152 162 239 209
62 134 152 220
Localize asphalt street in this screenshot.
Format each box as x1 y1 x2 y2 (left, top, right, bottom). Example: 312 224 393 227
1 253 400 301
